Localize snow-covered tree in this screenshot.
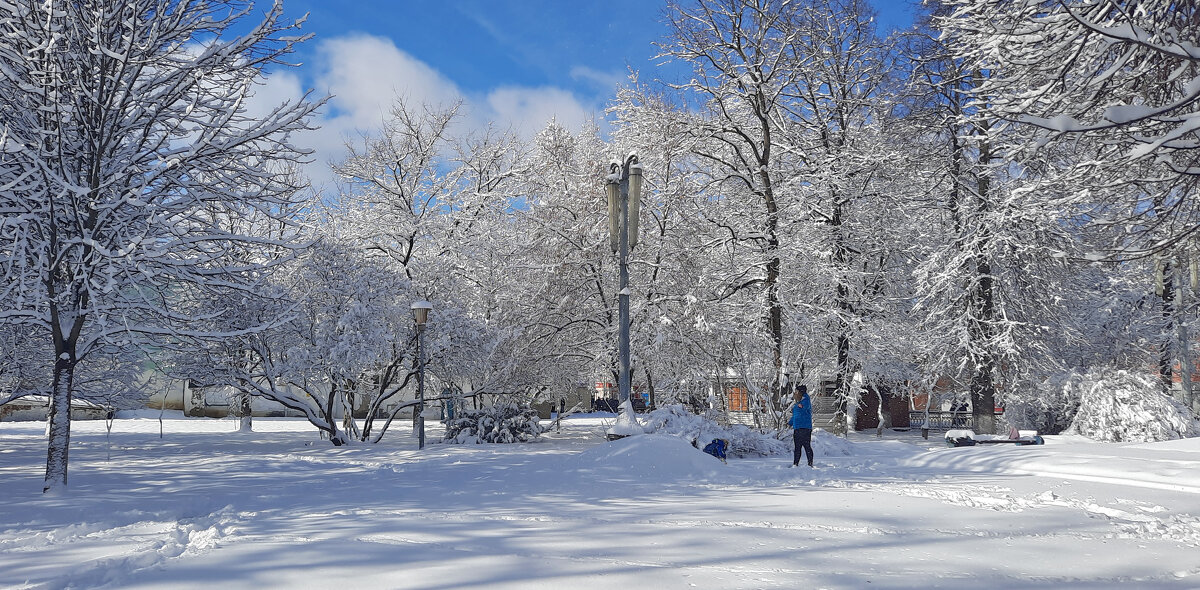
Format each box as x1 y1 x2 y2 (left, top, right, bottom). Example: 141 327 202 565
0 0 320 491
656 0 907 432
608 79 722 412
938 0 1200 421
771 0 902 430
330 100 570 419
332 99 467 290
265 235 417 444
903 4 1018 435
658 0 798 409
512 120 616 400
942 1 1200 257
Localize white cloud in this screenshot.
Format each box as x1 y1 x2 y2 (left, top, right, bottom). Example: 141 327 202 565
247 71 302 115
252 34 599 190
485 86 596 139
569 65 626 93
313 34 463 127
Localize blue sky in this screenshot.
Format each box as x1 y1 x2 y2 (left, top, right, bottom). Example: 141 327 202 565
278 1 670 97
258 1 918 183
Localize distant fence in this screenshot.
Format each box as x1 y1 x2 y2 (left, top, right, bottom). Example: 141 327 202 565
908 411 972 430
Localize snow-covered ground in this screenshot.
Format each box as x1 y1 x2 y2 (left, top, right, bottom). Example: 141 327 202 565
2 414 1199 589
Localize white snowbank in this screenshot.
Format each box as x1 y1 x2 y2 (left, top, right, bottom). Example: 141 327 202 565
3 417 1199 589
640 404 854 458
565 433 726 481
812 428 856 457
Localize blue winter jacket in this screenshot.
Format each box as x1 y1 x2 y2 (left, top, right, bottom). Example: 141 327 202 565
790 394 813 429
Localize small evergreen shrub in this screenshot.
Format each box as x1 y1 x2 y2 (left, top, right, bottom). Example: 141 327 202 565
1068 369 1197 442
443 402 545 444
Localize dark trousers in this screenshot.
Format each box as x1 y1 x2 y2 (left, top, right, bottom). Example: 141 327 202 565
793 428 813 466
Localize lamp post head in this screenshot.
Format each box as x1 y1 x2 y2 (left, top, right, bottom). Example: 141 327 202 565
410 300 433 326
627 161 642 249
606 175 621 253
605 175 620 202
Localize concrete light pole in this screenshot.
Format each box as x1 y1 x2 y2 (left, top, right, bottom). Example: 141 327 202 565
606 154 642 408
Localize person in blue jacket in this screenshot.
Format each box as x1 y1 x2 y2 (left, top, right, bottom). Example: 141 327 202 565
789 385 814 467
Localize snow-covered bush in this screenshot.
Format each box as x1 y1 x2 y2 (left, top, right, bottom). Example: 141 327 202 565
443 403 545 444
1068 369 1197 442
608 400 644 436
1002 372 1081 435
641 404 789 458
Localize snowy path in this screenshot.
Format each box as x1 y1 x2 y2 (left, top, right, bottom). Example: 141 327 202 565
1 416 1198 589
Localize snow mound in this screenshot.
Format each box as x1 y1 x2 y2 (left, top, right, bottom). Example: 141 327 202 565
813 428 855 457
566 434 725 481
1129 436 1200 452
607 400 644 436
641 404 789 457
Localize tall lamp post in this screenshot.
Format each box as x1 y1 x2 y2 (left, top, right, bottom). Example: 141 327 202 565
605 154 642 408
411 300 433 450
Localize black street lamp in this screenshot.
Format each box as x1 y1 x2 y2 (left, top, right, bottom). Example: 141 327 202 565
411 300 433 449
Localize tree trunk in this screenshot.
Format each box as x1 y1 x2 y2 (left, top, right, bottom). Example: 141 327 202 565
970 262 998 435
236 391 253 433
832 195 853 436
1159 256 1176 388
759 93 784 419
764 186 783 415
971 369 997 435
1175 261 1194 410
44 351 76 493
834 323 852 435
969 131 998 435
644 367 656 411
324 383 345 446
